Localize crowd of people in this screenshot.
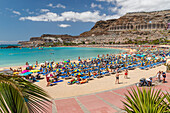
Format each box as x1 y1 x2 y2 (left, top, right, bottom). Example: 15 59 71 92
7 47 169 87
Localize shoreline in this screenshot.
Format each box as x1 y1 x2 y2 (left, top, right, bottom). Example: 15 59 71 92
0 46 130 70
0 46 167 99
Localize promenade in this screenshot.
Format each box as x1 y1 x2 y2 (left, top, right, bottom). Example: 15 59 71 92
44 73 170 113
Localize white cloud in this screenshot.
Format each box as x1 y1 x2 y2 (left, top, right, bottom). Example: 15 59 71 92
97 0 170 16
108 7 118 12
23 9 34 14
56 4 66 9
58 24 71 28
91 3 103 9
19 11 117 22
47 3 53 7
47 3 66 9
12 11 21 15
19 0 170 23
96 0 115 3
40 9 50 12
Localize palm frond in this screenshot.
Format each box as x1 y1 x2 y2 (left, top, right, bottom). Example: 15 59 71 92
122 87 169 113
0 74 51 113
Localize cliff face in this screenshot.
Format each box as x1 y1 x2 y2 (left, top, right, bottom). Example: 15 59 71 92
80 19 116 37
21 9 170 46
80 10 170 37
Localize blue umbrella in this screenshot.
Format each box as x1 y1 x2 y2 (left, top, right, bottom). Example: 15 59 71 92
20 72 33 76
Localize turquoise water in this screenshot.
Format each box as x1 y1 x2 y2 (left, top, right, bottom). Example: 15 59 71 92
0 44 21 48
0 47 124 67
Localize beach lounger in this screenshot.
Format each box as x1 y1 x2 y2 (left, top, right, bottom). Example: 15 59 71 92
103 71 110 76
128 65 135 70
65 75 72 80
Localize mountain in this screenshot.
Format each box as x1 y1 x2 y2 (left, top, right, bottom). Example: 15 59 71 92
80 9 170 37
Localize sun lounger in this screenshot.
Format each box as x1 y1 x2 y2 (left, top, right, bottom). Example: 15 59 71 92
65 75 72 80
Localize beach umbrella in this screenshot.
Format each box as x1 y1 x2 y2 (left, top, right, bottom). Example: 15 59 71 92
13 72 19 75
30 70 40 73
80 65 85 67
63 61 67 63
76 73 83 76
46 73 54 77
29 64 33 66
73 69 81 72
20 72 33 76
63 65 68 67
109 62 112 64
56 69 62 72
21 70 29 73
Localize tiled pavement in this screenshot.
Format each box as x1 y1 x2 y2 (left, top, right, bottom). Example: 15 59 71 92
47 73 170 113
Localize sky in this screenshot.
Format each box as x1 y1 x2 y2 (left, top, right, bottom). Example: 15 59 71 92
0 0 170 43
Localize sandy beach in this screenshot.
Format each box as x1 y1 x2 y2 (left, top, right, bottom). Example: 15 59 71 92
34 65 166 99
0 46 166 99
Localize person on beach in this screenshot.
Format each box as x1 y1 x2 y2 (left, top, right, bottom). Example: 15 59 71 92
26 62 29 65
146 77 152 86
46 74 51 87
115 72 122 84
36 61 38 66
124 69 128 79
115 67 119 73
162 71 166 83
156 71 161 82
110 65 113 72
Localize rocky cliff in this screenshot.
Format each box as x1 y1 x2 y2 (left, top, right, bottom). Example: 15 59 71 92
80 19 116 37
80 10 170 37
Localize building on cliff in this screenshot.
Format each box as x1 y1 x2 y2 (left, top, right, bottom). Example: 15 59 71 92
108 10 170 31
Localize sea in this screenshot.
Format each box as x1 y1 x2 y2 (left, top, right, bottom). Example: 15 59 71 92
0 46 125 67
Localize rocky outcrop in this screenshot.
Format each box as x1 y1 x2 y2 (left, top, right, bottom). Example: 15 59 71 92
80 19 116 37
80 10 170 37
30 37 42 41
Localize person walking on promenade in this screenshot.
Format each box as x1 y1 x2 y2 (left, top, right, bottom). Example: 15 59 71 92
156 71 161 82
162 71 166 83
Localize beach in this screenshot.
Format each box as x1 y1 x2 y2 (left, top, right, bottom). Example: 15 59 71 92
0 46 168 99
0 46 126 68
34 65 166 99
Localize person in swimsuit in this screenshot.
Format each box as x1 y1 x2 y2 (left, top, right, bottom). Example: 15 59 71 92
115 72 122 84
124 69 128 79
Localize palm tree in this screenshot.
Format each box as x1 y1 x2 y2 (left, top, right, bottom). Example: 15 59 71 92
122 87 169 113
0 74 51 113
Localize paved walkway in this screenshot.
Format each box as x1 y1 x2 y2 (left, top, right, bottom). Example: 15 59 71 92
45 73 170 113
